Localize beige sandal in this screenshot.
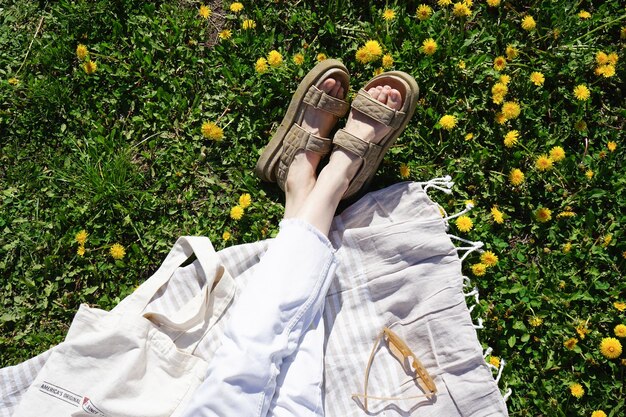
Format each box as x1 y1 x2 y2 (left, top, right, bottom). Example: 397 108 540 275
255 59 350 190
333 71 419 200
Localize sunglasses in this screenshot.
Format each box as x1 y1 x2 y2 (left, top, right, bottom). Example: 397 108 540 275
352 327 437 411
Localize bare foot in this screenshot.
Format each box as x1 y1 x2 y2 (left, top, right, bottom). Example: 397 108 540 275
284 77 345 217
329 84 403 185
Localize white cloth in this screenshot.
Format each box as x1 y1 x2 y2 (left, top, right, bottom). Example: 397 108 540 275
181 219 336 417
1 181 509 417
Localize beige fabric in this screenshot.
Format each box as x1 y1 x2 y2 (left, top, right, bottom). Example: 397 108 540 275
8 237 234 417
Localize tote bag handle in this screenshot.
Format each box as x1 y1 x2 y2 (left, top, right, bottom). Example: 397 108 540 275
114 236 234 332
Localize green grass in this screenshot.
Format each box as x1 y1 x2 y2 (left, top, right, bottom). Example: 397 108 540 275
1 0 625 415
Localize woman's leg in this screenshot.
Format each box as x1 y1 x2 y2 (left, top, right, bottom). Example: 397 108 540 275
181 80 403 417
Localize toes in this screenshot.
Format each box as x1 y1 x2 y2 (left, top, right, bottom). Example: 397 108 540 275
330 82 342 98
368 87 381 100
337 86 345 99
378 85 391 103
320 78 337 94
387 89 402 110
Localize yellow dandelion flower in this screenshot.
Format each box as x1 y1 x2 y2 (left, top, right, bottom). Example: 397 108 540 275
452 2 471 17
569 383 584 398
110 243 126 260
576 322 590 339
399 163 410 179
607 141 617 152
218 29 232 40
521 15 536 31
557 211 576 218
230 205 244 220
421 38 438 56
535 155 553 171
505 45 518 60
75 229 89 245
382 9 396 21
416 4 433 20
242 19 256 30
382 54 394 68
373 67 384 76
481 251 498 267
464 133 474 141
503 130 519 148
564 338 578 350
201 121 224 140
222 231 231 241
463 0 473 6
8 77 19 85
230 2 243 13
293 53 305 66
471 263 487 276
494 112 506 125
596 51 609 65
535 207 552 223
529 316 543 327
549 146 565 162
491 206 504 224
267 50 283 67
615 302 626 311
255 57 268 73
599 64 616 78
592 411 607 417
83 60 97 74
439 114 457 130
455 215 473 232
509 168 524 186
563 242 572 253
615 324 626 338
76 44 88 60
493 56 506 71
77 245 86 256
486 0 501 6
458 60 466 69
239 193 252 209
364 40 383 58
438 0 452 6
578 10 591 19
501 101 521 120
530 71 545 86
585 169 594 179
573 84 590 101
499 74 511 85
317 53 327 62
600 337 622 359
198 5 212 19
602 234 612 247
464 199 475 207
492 82 508 104
607 52 618 65
489 356 500 368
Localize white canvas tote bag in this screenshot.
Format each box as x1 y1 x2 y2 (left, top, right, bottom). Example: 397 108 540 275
9 236 234 417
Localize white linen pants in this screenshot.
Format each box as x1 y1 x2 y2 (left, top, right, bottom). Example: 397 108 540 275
181 218 337 417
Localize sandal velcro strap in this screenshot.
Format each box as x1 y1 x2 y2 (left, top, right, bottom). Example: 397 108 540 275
351 89 406 129
332 129 384 163
333 128 385 198
303 85 350 118
275 124 332 190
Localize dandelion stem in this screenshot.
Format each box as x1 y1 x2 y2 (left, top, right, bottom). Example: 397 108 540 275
570 14 626 44
16 11 46 76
